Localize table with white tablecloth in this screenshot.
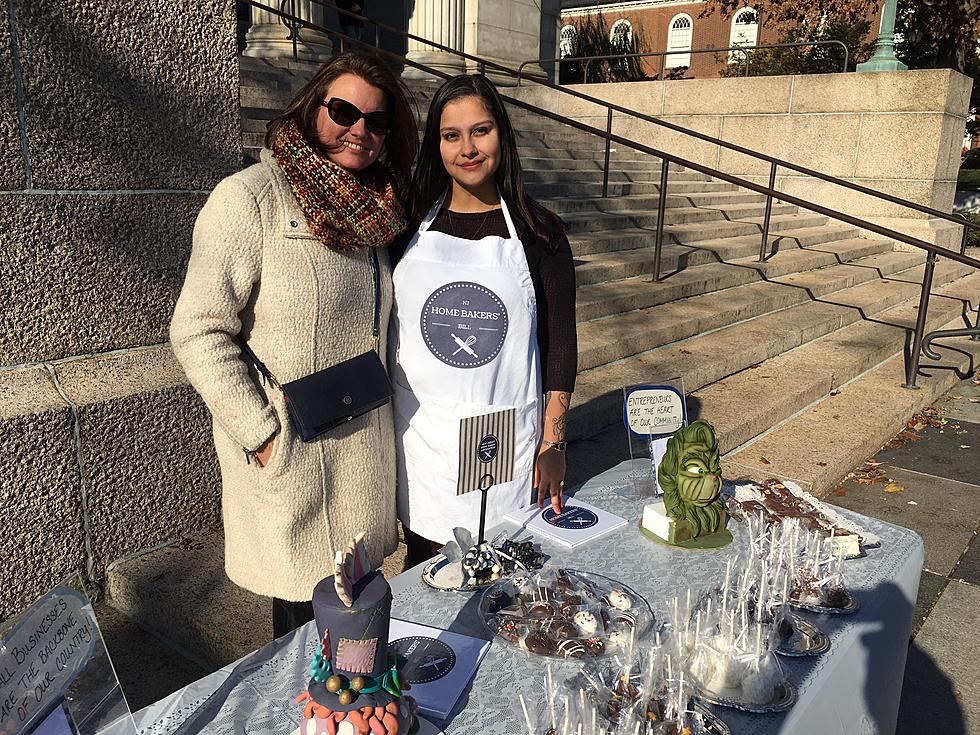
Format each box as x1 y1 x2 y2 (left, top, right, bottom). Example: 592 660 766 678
133 460 922 735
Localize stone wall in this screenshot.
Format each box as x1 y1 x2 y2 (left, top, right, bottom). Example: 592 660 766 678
512 69 973 247
0 0 241 619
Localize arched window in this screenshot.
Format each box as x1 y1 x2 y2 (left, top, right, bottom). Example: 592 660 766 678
666 14 693 68
610 19 633 52
559 24 578 59
729 8 758 62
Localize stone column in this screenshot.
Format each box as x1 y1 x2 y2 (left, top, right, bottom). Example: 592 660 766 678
403 0 465 80
464 0 548 86
243 1 332 62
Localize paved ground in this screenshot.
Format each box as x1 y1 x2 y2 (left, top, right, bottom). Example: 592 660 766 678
95 377 980 729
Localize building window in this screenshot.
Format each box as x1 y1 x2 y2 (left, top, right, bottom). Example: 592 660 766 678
610 19 633 51
666 14 693 68
559 24 578 59
729 8 758 62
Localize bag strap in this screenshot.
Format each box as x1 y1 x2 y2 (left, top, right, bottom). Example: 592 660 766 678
239 248 382 377
370 248 381 348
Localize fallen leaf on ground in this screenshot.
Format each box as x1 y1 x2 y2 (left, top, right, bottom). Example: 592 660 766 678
865 459 882 467
760 457 771 465
961 445 971 449
908 501 918 505
817 461 827 467
884 483 904 494
833 487 847 496
969 398 980 403
948 395 963 401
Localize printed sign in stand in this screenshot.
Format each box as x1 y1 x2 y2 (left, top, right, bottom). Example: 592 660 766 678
0 578 135 735
623 380 687 499
457 408 516 542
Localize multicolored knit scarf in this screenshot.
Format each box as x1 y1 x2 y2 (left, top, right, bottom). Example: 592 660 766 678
271 118 406 251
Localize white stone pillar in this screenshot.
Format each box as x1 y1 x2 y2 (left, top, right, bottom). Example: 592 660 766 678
464 0 548 86
243 1 333 62
403 0 466 80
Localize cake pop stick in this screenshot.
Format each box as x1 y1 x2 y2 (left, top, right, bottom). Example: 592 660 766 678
519 695 535 734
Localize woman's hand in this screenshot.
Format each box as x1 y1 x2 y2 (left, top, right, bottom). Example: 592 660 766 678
534 446 565 513
254 436 275 468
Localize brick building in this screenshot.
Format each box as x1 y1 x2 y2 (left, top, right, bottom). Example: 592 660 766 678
559 0 870 79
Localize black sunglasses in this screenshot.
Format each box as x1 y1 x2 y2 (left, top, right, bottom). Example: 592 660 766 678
321 97 392 135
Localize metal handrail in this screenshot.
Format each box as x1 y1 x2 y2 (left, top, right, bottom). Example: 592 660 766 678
289 0 978 251
516 40 850 83
243 0 980 387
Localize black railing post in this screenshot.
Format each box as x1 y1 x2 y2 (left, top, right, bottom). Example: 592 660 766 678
653 158 669 283
961 217 970 256
601 108 613 199
659 54 665 80
904 252 938 389
758 162 777 262
290 0 298 61
375 23 380 48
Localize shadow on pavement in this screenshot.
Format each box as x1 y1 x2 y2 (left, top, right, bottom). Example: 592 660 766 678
895 642 966 735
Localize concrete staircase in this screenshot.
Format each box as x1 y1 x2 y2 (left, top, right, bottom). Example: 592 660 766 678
103 58 980 671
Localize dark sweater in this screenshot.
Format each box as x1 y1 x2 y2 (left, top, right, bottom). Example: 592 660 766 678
390 207 578 393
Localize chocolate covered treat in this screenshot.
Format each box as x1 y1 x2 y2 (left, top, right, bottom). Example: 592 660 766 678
556 638 586 659
522 631 557 656
296 533 417 735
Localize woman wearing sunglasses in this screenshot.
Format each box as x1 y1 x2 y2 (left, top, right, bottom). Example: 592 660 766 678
389 75 577 567
170 53 417 638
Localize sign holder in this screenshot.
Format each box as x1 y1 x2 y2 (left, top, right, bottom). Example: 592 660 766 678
622 378 687 499
0 577 136 735
457 408 516 543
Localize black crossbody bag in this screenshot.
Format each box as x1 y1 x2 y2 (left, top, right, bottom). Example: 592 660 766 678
239 249 392 442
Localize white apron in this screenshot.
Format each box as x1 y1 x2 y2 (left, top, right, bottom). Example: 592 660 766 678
391 195 542 544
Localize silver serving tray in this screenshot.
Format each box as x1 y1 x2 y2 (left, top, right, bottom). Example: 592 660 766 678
696 681 797 713
693 701 732 735
790 589 860 615
479 568 656 657
776 614 830 657
420 554 497 593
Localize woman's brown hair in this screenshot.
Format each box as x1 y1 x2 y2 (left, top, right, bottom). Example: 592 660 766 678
265 53 418 201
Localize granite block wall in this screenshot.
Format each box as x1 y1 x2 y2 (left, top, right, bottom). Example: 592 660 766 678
0 0 239 619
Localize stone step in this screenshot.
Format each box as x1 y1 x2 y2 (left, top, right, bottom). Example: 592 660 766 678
568 212 832 258
575 244 916 322
575 242 927 372
573 223 862 286
528 180 737 199
525 169 707 185
721 273 980 496
546 190 771 214
521 157 665 173
561 202 799 235
566 259 974 440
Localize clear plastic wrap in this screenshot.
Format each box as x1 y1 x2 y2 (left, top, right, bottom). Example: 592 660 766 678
479 568 654 660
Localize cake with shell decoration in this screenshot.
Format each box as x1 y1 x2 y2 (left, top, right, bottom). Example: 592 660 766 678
295 533 418 735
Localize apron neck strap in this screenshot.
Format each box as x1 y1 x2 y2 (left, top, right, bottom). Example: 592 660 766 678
419 189 521 241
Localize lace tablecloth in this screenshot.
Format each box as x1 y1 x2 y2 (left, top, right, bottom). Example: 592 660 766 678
133 461 922 735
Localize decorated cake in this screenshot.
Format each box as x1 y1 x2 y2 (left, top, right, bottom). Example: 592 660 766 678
641 420 727 545
295 534 418 735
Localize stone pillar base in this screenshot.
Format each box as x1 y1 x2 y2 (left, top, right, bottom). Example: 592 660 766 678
403 51 466 81
243 24 333 62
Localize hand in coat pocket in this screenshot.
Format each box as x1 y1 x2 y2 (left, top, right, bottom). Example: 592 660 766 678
255 435 275 468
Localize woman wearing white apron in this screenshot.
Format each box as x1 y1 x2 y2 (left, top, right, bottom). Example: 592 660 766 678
390 75 578 566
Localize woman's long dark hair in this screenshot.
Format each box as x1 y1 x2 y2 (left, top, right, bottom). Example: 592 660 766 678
408 74 565 250
265 53 418 201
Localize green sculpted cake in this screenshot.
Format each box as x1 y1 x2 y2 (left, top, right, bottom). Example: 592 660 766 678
642 420 727 545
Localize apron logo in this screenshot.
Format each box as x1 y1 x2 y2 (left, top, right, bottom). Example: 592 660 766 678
478 434 499 463
542 505 600 530
420 281 509 368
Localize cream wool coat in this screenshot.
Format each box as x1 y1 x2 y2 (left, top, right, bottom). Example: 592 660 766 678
170 149 397 601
